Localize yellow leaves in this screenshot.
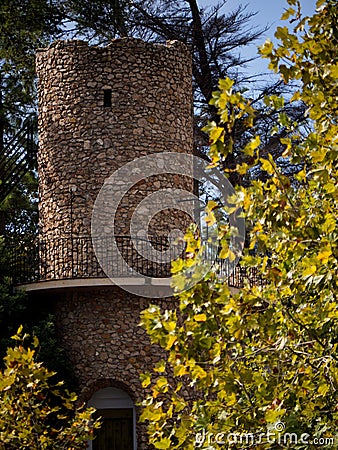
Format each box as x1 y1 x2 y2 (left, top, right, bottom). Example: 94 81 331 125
302 265 317 278
185 240 199 253
257 233 269 246
209 125 224 144
205 200 219 226
268 267 282 282
290 90 301 102
153 377 169 397
219 244 236 262
209 342 221 364
171 388 187 407
165 335 177 351
219 104 228 122
311 147 327 162
184 228 201 255
265 94 285 109
222 298 237 315
252 372 265 386
171 273 187 294
261 255 269 272
205 211 216 227
218 243 229 260
174 364 188 377
139 5 338 447
279 64 292 83
207 200 219 211
218 78 235 92
11 325 24 341
154 361 166 373
260 158 273 173
209 142 221 165
194 313 207 322
308 42 323 56
280 137 292 157
140 372 152 388
300 242 333 280
317 246 332 264
330 367 338 386
265 408 286 426
259 39 274 57
140 406 164 423
154 438 172 449
324 183 336 194
295 169 306 182
0 330 99 445
318 384 330 396
243 136 261 156
330 63 338 78
304 367 325 391
236 162 249 175
202 122 225 163
171 258 184 274
322 214 336 234
260 155 276 175
224 392 237 406
281 7 296 21
191 364 207 380
163 321 176 332
309 106 324 121
295 215 306 227
310 167 329 182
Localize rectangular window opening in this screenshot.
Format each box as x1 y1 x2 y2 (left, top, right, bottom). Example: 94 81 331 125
103 89 112 107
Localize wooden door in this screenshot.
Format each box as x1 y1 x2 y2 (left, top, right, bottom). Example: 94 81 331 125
93 408 134 450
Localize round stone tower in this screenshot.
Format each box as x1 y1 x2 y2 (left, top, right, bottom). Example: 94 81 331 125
35 38 193 449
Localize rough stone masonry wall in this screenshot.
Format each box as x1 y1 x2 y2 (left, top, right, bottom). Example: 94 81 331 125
36 39 193 280
54 287 179 449
35 39 194 449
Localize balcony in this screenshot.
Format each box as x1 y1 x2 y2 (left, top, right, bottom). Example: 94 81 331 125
8 235 263 294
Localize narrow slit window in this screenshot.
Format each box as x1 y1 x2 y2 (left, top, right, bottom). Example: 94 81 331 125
103 89 112 107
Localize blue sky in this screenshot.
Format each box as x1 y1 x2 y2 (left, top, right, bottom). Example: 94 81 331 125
199 0 316 79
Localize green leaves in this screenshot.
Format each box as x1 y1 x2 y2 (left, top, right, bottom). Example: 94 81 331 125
281 7 296 20
260 155 276 175
141 1 338 448
203 78 256 165
260 39 274 57
0 329 99 449
154 437 172 449
0 0 61 130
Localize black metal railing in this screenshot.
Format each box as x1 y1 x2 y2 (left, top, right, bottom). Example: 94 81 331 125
8 235 263 288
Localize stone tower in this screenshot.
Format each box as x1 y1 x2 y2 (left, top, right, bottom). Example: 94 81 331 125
35 38 193 449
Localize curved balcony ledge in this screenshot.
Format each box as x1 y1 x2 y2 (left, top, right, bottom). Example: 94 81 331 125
15 277 240 297
17 276 144 291
15 276 176 297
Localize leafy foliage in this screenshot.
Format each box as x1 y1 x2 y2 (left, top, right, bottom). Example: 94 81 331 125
1 0 304 184
62 0 297 168
0 238 77 390
140 1 338 448
0 0 61 136
0 327 100 449
0 170 38 237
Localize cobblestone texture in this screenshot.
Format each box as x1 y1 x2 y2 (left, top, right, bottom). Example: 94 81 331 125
36 38 193 449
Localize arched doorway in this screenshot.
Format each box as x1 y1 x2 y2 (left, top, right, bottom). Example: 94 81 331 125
87 387 136 450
